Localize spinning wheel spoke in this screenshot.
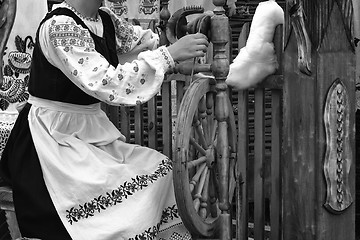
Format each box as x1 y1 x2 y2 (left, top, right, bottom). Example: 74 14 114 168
189 163 206 193
193 113 208 148
193 166 208 212
190 137 207 156
188 156 207 168
198 96 210 146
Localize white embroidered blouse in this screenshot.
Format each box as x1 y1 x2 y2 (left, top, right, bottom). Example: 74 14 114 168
39 3 175 106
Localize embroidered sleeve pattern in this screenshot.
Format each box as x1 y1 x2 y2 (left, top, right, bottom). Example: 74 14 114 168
42 16 174 106
49 20 95 50
100 7 159 54
113 18 135 54
138 46 174 75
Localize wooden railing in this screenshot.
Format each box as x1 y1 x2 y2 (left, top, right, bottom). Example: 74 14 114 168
235 23 283 240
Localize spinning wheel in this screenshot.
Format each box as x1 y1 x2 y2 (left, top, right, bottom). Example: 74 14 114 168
174 77 237 237
166 0 236 238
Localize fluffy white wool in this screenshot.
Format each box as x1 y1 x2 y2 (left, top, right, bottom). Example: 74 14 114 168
226 0 284 90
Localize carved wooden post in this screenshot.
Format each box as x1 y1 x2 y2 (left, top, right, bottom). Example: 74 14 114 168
211 0 231 239
282 0 356 239
159 0 170 46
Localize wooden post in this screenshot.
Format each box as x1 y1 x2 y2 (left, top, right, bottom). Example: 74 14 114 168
211 0 231 239
159 0 171 46
352 1 360 236
282 1 356 239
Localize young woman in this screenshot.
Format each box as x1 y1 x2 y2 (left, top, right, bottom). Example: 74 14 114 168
0 0 208 239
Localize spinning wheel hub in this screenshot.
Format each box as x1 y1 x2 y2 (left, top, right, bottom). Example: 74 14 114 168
205 146 216 168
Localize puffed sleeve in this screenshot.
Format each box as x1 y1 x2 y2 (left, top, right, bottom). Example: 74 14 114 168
39 15 175 106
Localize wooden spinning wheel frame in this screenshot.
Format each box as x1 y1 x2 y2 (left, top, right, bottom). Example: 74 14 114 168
174 77 237 237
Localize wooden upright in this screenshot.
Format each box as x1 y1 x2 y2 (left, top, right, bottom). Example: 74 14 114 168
282 1 356 239
211 0 231 239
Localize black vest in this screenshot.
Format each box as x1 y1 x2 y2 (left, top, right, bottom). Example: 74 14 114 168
28 8 119 105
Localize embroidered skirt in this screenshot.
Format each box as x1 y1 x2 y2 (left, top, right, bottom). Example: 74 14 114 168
0 96 191 240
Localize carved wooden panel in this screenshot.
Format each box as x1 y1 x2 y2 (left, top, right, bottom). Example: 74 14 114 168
285 0 354 51
323 79 353 213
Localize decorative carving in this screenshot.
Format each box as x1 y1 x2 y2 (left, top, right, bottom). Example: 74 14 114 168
109 0 128 17
139 0 159 15
288 1 311 75
324 79 353 214
285 0 354 52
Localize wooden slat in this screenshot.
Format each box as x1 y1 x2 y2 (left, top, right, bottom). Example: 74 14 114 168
120 106 130 142
254 88 265 240
255 75 284 90
161 81 172 158
237 89 249 240
134 105 144 145
236 22 250 240
270 89 281 240
103 104 120 129
270 24 283 240
147 97 157 149
176 80 186 112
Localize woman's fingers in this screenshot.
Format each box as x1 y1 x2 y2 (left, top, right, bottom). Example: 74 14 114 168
194 50 206 58
195 38 209 47
195 44 208 53
166 33 210 61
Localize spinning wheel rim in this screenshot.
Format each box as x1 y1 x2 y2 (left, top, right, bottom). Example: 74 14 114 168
174 77 236 237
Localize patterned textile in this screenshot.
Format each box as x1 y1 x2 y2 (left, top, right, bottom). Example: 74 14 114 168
168 0 236 15
0 0 47 113
3 3 188 239
0 113 17 157
103 0 160 28
26 95 188 239
0 0 47 157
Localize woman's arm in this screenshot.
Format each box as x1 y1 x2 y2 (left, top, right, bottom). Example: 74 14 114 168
40 15 174 106
101 7 208 62
39 15 208 106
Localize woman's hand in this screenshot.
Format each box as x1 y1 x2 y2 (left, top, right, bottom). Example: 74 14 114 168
167 33 209 62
